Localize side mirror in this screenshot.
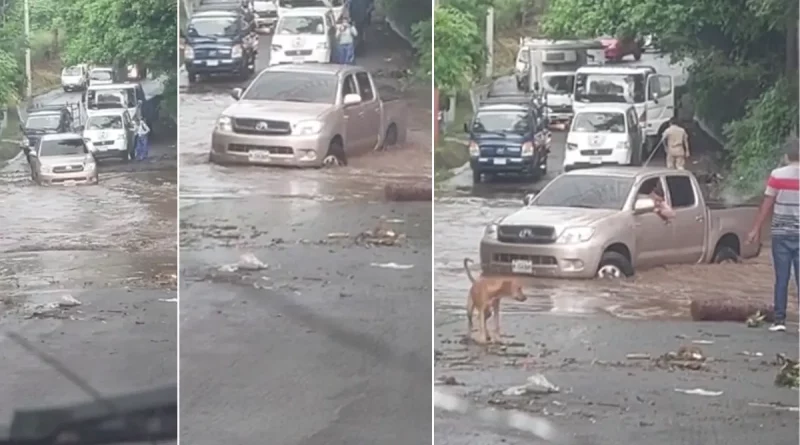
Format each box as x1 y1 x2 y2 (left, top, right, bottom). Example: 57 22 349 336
343 93 361 106
463 123 469 133
633 197 656 214
522 193 536 206
230 88 243 100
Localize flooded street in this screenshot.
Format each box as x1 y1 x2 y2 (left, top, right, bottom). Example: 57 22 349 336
434 53 798 443
179 22 432 445
0 80 177 421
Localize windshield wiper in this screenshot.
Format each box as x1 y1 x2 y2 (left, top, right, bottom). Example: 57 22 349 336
476 131 507 138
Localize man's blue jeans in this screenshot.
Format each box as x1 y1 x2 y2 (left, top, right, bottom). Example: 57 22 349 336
337 43 354 64
772 234 800 322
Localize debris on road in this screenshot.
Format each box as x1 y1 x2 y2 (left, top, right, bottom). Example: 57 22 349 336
327 232 350 239
220 253 269 272
626 353 651 360
674 388 723 396
58 295 82 307
740 350 764 357
356 218 406 246
22 295 83 319
159 298 178 303
655 345 707 370
748 402 799 412
384 183 432 202
691 339 715 345
747 310 767 327
690 298 774 323
370 262 414 270
502 373 560 396
774 354 799 388
436 375 463 386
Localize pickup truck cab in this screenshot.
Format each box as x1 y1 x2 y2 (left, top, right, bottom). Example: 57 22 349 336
183 9 257 82
83 83 152 128
254 0 279 32
270 8 335 65
210 64 406 167
88 67 116 86
564 103 643 170
480 167 760 279
467 97 550 183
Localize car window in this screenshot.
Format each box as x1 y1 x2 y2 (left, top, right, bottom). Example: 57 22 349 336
666 176 695 208
39 139 87 156
355 72 374 101
636 177 663 198
342 74 358 98
243 71 337 103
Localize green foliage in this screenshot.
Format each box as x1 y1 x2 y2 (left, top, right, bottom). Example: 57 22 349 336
0 0 25 105
434 6 484 94
723 78 798 194
61 0 177 76
411 19 431 78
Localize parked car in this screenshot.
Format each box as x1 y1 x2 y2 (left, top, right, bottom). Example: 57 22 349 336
210 64 406 167
269 8 335 65
599 36 642 62
61 64 89 91
82 108 136 162
563 103 643 171
20 104 80 154
183 9 257 82
479 167 760 279
254 0 279 32
26 133 99 186
466 100 550 183
83 83 153 129
88 67 117 86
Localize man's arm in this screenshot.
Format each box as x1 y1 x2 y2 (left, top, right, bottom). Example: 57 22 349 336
747 176 778 240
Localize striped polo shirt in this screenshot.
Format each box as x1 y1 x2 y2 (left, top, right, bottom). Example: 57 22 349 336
765 163 800 236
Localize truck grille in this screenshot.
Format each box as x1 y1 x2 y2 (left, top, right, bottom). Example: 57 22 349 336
579 149 613 156
257 10 277 17
480 145 520 157
228 144 294 155
193 48 231 59
493 253 557 265
52 164 85 173
285 50 313 56
233 118 291 135
497 225 555 244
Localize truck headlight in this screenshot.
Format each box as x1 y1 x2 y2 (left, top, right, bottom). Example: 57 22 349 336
216 116 233 132
521 141 534 156
556 227 594 244
566 143 578 151
468 141 479 157
40 165 52 173
616 141 630 150
231 44 243 58
184 46 195 60
484 223 498 239
292 120 322 135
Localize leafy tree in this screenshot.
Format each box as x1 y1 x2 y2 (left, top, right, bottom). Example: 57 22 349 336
433 6 483 94
0 0 24 105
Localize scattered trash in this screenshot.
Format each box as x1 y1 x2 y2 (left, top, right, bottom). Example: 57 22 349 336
691 340 714 345
327 232 350 239
655 346 707 370
220 253 268 272
356 217 406 246
748 402 799 412
158 298 178 303
626 353 651 360
774 354 799 388
502 374 560 396
370 262 414 270
746 310 766 327
436 375 462 386
674 388 723 397
58 295 82 307
740 351 764 357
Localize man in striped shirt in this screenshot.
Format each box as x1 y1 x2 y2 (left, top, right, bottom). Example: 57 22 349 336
747 138 800 332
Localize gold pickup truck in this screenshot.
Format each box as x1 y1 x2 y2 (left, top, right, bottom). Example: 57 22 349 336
480 167 761 279
210 64 407 168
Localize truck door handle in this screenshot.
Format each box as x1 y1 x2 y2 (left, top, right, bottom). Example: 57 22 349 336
695 216 704 222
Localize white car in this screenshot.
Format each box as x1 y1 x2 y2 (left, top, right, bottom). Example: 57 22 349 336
84 83 145 122
270 8 334 65
89 67 115 86
82 109 135 161
254 0 279 32
563 104 644 171
61 65 88 92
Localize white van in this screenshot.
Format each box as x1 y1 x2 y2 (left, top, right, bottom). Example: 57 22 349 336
572 66 673 151
61 64 88 91
270 8 334 65
563 104 643 171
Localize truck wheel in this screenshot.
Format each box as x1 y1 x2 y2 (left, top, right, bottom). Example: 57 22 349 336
380 124 398 150
472 170 481 183
322 139 346 167
187 72 198 83
596 251 634 279
712 245 740 264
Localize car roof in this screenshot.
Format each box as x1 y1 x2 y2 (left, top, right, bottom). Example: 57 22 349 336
263 63 359 75
279 7 329 16
86 108 128 117
27 105 65 114
40 133 83 141
576 66 653 75
563 166 692 178
574 103 634 113
477 104 528 112
88 83 138 91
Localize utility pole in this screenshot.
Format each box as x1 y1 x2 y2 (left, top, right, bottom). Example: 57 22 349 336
24 0 32 98
485 7 494 78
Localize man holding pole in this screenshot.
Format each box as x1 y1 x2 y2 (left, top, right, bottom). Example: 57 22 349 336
661 118 690 169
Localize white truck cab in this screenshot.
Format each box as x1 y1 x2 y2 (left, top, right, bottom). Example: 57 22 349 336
572 65 674 152
564 103 643 170
270 8 334 65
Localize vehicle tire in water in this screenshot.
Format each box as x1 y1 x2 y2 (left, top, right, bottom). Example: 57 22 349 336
712 245 740 264
322 138 346 167
381 124 398 150
596 251 634 279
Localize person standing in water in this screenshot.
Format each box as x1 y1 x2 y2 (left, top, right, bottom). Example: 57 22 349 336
134 117 151 161
336 17 358 65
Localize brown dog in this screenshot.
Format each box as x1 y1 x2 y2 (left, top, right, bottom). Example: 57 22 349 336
464 258 527 344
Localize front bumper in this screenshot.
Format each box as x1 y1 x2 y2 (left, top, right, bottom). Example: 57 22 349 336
90 141 128 159
470 155 542 174
563 147 632 169
61 82 85 90
210 129 328 168
185 58 246 74
479 237 605 279
269 50 329 65
38 169 98 185
256 16 277 29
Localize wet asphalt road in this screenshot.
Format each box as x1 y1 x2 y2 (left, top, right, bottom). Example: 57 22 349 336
434 52 798 442
0 80 177 428
179 27 432 445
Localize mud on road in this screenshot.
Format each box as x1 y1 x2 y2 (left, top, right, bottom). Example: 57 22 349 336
179 21 432 445
0 82 177 420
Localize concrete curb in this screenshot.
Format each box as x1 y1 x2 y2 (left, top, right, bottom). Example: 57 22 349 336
384 183 432 201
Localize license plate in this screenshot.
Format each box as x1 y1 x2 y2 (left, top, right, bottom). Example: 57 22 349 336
248 150 270 161
589 156 602 164
292 57 305 63
511 259 534 274
493 158 507 165
206 60 219 66
63 180 77 186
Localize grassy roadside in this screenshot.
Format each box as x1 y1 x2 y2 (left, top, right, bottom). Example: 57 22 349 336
434 92 474 182
0 108 22 163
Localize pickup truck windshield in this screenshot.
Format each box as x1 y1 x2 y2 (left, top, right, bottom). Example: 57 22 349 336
542 74 574 94
472 110 530 134
26 115 60 131
86 115 123 130
189 16 239 37
574 73 645 104
276 16 324 35
572 112 626 133
63 66 82 76
243 71 337 103
39 139 86 157
88 89 134 109
534 175 634 210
